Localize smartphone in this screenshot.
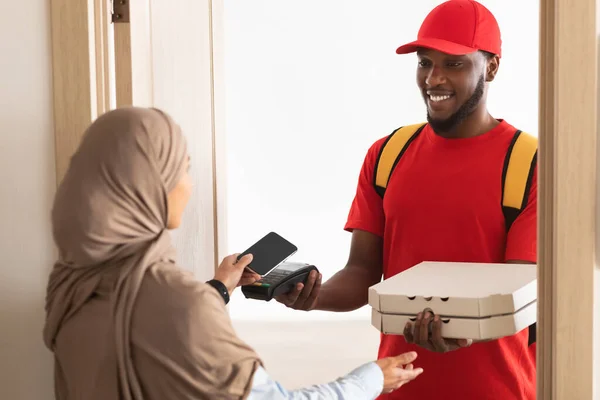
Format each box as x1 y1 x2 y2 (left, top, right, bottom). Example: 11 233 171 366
237 232 298 276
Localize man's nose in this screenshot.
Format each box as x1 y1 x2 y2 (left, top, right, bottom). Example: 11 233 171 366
425 67 446 87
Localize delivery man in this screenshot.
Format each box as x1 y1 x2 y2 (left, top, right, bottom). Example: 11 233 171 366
273 1 537 399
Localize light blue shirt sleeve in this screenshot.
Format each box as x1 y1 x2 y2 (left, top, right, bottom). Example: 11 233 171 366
247 361 383 400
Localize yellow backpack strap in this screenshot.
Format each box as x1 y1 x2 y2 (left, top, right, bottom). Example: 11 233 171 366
502 130 538 347
374 123 427 197
501 130 538 231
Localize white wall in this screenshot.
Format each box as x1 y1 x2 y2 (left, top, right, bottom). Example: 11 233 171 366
149 0 219 282
0 1 56 399
223 0 539 321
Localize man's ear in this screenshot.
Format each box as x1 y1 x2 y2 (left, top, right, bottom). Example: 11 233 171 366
486 55 500 82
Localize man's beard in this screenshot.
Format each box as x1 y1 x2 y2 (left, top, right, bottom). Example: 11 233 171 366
426 74 485 134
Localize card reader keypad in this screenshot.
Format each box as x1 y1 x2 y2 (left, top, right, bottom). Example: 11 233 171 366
253 271 290 287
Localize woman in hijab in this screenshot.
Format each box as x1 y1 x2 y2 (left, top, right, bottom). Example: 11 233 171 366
43 107 423 400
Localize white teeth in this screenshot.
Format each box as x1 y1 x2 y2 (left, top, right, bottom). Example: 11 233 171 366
429 94 452 102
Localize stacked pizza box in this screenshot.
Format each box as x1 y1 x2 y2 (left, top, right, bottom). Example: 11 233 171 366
368 261 537 340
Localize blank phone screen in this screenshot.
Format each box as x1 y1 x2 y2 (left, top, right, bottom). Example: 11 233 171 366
237 232 298 276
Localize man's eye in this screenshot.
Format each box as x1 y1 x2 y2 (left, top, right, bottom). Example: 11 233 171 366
418 60 431 67
447 62 462 67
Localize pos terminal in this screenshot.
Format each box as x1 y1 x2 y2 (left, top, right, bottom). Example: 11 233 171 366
241 261 319 301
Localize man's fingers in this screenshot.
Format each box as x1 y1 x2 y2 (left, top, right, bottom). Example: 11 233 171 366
403 321 414 343
412 313 423 344
274 271 321 311
392 351 417 366
293 270 318 307
419 311 432 344
430 316 447 352
302 273 322 309
275 283 303 306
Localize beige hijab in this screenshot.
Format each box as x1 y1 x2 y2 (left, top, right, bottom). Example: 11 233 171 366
43 107 261 399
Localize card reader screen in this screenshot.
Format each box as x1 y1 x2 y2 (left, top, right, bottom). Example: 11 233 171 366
276 262 309 272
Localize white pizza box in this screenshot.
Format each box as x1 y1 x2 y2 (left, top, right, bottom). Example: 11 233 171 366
368 261 537 318
371 301 536 340
368 261 537 340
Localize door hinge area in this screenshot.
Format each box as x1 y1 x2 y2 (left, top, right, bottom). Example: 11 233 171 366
111 0 130 23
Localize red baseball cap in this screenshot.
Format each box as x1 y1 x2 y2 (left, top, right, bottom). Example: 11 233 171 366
395 0 502 57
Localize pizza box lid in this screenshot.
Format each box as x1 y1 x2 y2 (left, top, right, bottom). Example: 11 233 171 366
368 261 536 318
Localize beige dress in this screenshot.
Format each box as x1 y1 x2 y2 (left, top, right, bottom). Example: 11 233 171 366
53 264 261 400
43 107 262 400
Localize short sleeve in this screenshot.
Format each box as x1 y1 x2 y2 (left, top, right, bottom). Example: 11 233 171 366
344 138 387 237
505 165 537 262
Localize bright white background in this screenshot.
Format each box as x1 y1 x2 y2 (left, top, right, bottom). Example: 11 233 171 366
222 0 540 321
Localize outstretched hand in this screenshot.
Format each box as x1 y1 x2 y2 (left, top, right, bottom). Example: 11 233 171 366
375 351 424 394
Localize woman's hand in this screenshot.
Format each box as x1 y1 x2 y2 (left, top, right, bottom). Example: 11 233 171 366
213 253 261 294
375 351 423 394
238 268 262 288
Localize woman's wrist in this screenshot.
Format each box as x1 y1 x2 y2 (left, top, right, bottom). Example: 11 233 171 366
206 279 230 304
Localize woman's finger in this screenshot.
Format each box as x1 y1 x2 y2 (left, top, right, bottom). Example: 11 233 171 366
235 254 253 269
399 367 423 381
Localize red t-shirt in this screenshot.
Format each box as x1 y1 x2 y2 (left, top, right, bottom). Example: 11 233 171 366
345 120 537 400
